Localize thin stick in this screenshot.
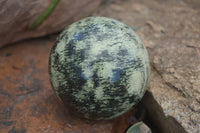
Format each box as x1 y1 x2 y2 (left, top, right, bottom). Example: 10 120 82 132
28 0 60 30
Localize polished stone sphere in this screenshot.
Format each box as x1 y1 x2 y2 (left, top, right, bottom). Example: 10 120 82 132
49 17 150 120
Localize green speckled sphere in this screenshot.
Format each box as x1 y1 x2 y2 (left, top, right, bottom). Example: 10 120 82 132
49 17 150 120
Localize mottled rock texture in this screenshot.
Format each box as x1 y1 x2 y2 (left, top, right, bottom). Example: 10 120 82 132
95 0 200 132
49 17 150 120
0 0 103 47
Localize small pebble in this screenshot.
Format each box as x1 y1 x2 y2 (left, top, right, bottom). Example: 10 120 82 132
161 30 166 34
133 26 138 31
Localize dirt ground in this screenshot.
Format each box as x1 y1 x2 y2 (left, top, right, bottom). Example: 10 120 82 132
0 0 200 133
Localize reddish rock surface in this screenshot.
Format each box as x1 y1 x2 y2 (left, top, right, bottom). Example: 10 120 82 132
95 0 200 132
0 36 139 133
0 0 200 132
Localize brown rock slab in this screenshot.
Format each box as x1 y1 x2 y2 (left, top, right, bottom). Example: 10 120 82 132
0 35 139 133
95 0 200 132
0 0 103 47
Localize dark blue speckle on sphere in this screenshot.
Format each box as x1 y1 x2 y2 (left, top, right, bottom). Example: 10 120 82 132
110 69 122 82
